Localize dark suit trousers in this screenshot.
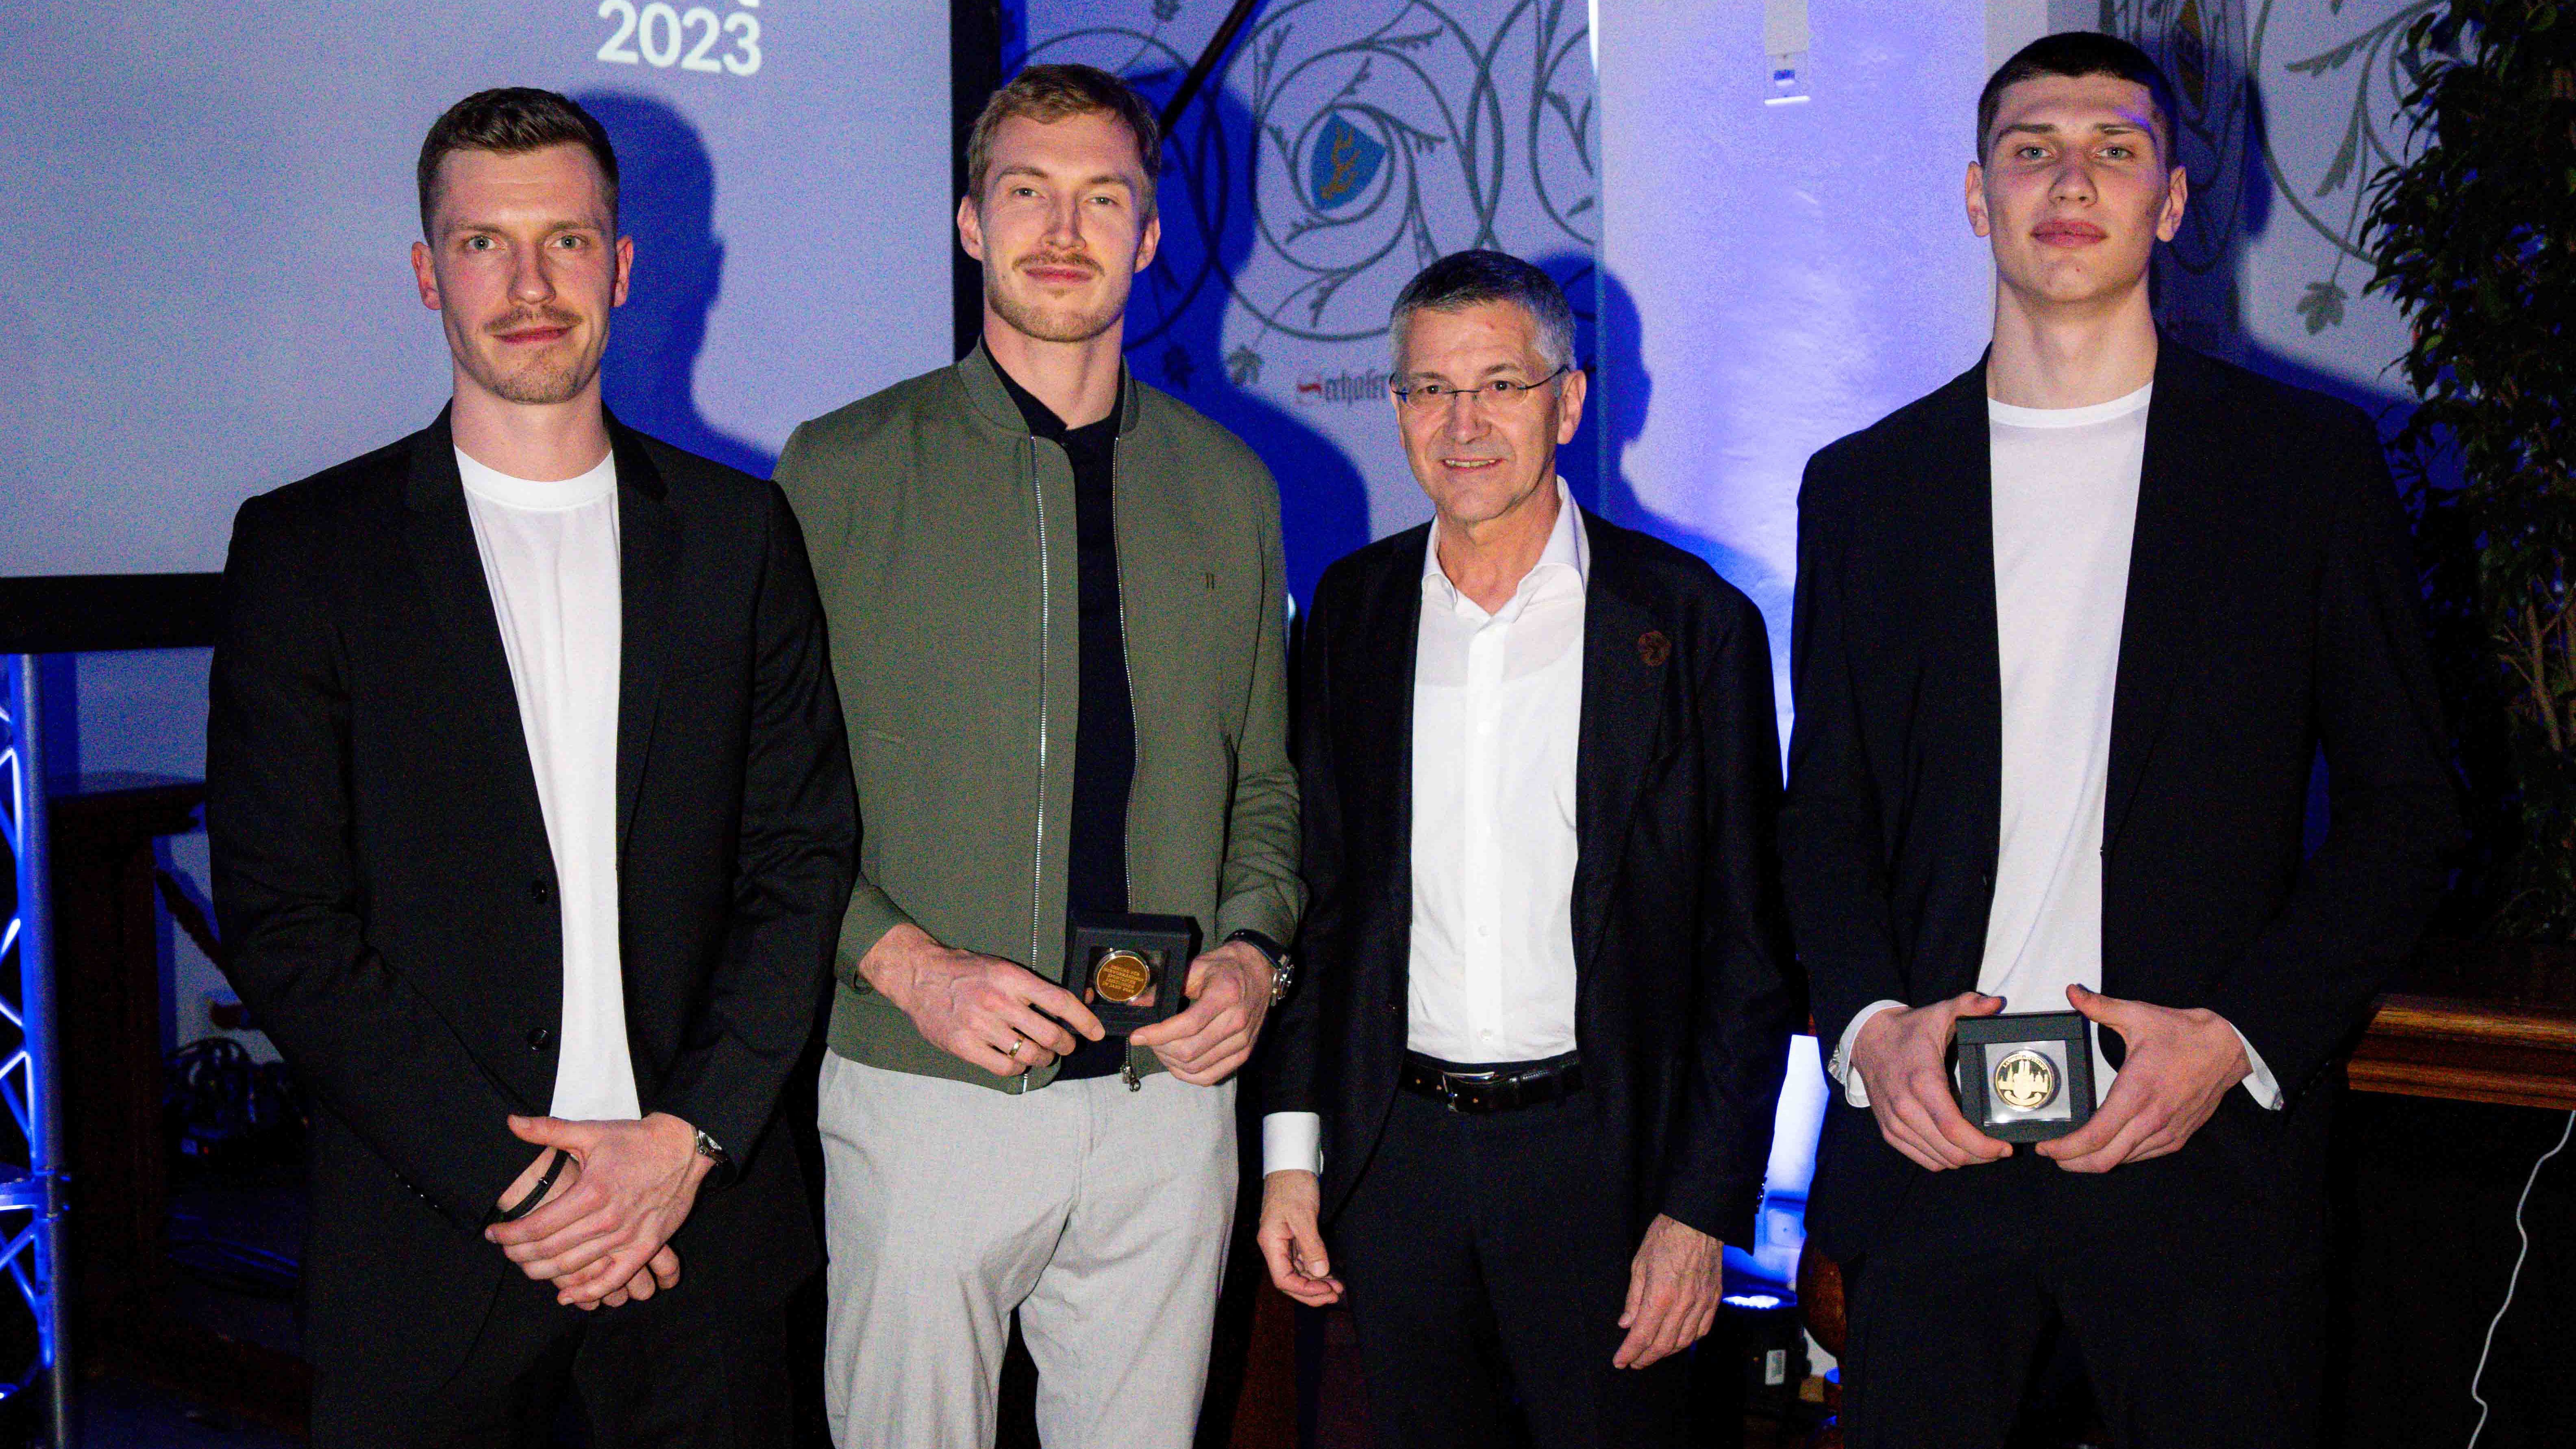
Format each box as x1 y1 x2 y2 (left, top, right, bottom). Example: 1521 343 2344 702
1839 1147 2323 1449
1334 1088 1686 1449
308 1268 792 1449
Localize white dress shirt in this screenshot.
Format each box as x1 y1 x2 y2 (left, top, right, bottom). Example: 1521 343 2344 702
1828 386 2282 1113
457 446 642 1123
1264 479 1590 1177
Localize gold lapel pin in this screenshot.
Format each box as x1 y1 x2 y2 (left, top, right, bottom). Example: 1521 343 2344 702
1637 630 1671 667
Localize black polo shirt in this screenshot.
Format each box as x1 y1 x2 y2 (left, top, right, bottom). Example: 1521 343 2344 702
995 361 1134 1080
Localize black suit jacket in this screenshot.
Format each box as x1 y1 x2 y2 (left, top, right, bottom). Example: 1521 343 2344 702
1781 342 2460 1262
207 410 856 1378
1263 508 1799 1247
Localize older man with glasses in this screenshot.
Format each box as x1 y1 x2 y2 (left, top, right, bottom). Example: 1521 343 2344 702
1255 249 1799 1449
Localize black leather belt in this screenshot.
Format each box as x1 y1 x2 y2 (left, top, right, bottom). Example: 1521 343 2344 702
1400 1051 1584 1114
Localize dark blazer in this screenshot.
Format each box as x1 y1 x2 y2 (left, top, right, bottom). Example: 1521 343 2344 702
1263 507 1799 1247
207 411 855 1380
1781 342 2460 1262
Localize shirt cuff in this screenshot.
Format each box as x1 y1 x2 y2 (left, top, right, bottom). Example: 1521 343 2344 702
1827 1000 1908 1109
1262 1111 1324 1177
2230 1023 2285 1110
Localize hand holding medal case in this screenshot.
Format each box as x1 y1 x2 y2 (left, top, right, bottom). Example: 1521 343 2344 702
1065 912 1201 1033
1950 1010 2095 1143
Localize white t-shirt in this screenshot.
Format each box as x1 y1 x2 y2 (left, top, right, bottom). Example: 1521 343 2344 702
1830 385 2281 1112
1979 386 2150 1055
457 446 641 1123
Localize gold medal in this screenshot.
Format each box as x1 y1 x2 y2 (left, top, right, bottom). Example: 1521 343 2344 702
1991 1049 2059 1112
1092 949 1154 1004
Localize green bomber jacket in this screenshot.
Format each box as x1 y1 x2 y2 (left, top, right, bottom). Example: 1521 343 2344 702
773 342 1305 1091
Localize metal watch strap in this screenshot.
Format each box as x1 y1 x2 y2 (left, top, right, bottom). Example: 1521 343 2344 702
692 1127 736 1187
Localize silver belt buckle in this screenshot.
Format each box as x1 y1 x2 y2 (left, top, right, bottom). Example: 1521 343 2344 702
1441 1068 1498 1113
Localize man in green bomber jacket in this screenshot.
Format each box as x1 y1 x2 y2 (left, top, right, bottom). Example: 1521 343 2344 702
773 64 1304 1449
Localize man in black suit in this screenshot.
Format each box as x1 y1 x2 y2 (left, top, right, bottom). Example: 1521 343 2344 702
1255 250 1798 1449
1782 34 2459 1448
207 89 853 1445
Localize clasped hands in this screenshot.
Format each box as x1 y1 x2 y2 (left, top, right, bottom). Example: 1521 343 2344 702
862 922 1275 1085
486 1111 714 1311
1849 984 2251 1174
1258 1170 1725 1369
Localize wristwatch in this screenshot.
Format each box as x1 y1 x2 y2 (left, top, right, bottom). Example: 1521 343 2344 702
1224 928 1296 1006
694 1127 735 1186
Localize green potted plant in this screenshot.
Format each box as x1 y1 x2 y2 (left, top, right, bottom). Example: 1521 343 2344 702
2366 0 2576 956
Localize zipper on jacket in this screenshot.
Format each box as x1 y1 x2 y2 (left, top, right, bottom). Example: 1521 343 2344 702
1113 466 1144 1093
1024 437 1051 1097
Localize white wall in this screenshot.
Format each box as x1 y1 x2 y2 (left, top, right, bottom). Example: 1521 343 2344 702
1599 0 1996 744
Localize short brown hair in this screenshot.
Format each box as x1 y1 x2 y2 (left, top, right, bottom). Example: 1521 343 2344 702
1977 32 2178 161
964 64 1161 217
417 88 620 237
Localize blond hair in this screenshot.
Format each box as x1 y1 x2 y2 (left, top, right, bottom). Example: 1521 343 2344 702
964 63 1161 218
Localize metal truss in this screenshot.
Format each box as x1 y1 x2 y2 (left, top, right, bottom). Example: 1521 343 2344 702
0 655 72 1446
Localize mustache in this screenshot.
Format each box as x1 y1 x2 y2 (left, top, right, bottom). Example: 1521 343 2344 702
484 307 583 336
1016 250 1101 276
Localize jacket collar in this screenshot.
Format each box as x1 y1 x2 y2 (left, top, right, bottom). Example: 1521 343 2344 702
1569 517 1673 980
2104 336 2226 849
954 337 1144 440
402 402 668 510
398 402 678 854
1420 476 1590 616
1931 333 2225 856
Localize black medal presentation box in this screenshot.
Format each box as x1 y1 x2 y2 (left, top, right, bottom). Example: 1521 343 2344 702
1951 1011 2095 1143
1066 912 1201 1033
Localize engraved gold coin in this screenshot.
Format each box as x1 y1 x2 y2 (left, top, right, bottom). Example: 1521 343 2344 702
1991 1049 2059 1112
1092 949 1154 1004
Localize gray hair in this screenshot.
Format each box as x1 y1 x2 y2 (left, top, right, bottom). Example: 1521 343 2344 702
1388 250 1576 376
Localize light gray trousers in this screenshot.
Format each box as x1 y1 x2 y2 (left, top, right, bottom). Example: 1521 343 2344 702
818 1054 1236 1449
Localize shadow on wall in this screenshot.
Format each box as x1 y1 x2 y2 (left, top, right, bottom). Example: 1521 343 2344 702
1534 250 1784 617
578 91 775 481
2139 14 2415 429
1123 80 1371 608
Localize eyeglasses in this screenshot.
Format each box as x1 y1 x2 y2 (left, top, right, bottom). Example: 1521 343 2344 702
1390 366 1569 412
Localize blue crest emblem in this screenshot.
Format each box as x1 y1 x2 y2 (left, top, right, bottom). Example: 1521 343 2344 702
1308 112 1386 213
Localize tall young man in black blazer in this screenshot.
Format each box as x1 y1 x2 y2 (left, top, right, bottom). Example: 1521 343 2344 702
1257 250 1798 1448
207 89 853 1444
1782 33 2459 1448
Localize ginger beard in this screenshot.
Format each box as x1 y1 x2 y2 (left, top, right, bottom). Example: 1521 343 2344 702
960 110 1158 348
984 242 1131 344
456 301 600 405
